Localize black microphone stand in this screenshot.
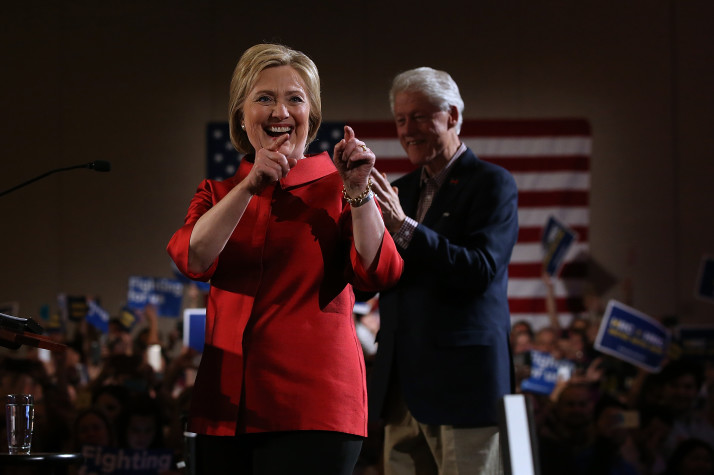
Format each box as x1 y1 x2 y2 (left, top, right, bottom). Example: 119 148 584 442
0 161 111 197
0 161 110 350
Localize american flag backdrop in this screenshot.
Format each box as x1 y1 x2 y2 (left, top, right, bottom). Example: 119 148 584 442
207 119 592 329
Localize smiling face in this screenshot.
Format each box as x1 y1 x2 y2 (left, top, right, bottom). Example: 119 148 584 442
242 65 310 161
393 90 461 175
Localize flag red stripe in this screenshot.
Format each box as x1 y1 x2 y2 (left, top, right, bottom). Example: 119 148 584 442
508 297 586 314
518 191 589 207
518 226 589 242
377 157 590 181
377 156 589 173
376 160 418 174
461 119 591 137
482 156 590 172
349 119 591 138
508 262 588 279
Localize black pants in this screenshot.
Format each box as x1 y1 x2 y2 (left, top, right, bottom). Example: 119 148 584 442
195 430 363 474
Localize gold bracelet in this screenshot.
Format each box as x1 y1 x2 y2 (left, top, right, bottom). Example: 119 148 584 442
342 178 373 207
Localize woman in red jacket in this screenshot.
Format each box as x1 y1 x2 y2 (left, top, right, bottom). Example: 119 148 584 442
167 43 403 474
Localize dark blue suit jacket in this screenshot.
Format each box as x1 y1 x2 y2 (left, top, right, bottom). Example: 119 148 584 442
368 147 519 427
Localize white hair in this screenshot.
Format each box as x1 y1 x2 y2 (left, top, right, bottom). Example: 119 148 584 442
389 67 465 135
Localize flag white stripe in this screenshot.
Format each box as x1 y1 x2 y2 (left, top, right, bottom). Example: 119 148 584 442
510 242 589 264
370 137 592 158
465 137 592 156
512 172 589 191
507 278 590 297
371 141 408 157
517 208 590 227
510 315 580 331
384 172 406 183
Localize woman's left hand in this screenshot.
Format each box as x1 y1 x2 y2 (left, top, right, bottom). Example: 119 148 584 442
333 125 375 197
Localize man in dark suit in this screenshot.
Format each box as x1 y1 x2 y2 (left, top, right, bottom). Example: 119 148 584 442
367 67 519 474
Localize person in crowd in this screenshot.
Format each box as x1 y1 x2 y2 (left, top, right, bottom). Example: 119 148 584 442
538 381 596 474
512 325 534 356
511 321 534 394
132 305 165 373
365 66 519 474
659 360 714 458
541 272 595 366
70 408 116 451
167 43 403 474
622 405 672 474
91 352 157 395
511 320 534 346
0 356 73 454
562 328 595 372
91 384 130 427
533 326 563 358
664 437 714 475
105 316 133 356
511 319 534 362
117 393 165 450
163 386 194 458
575 394 639 475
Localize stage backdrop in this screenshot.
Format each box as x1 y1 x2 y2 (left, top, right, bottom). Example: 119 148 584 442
206 119 591 327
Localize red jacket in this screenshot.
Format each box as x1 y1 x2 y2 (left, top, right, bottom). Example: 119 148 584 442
167 152 403 437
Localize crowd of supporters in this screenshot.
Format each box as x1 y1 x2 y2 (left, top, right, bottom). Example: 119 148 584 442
2 277 714 475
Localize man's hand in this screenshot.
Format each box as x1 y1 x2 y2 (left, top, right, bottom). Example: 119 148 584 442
370 168 407 234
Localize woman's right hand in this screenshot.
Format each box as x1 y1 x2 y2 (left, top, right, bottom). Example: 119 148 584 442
243 134 298 195
188 135 299 274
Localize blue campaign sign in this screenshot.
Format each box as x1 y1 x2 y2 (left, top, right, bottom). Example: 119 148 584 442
80 445 174 474
541 216 578 276
183 308 206 353
127 276 184 317
695 256 714 302
170 260 211 292
86 300 110 333
519 350 575 395
676 326 714 361
594 300 670 372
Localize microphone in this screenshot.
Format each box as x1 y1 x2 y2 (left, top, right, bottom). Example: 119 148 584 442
0 160 112 197
87 160 111 172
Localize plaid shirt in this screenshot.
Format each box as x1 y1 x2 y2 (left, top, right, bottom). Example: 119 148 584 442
393 143 467 249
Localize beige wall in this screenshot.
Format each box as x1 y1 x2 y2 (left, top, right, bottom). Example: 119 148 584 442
1 1 712 327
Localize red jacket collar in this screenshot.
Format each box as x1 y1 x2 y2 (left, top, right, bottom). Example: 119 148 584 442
237 151 336 189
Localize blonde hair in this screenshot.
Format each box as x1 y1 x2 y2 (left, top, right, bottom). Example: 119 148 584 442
228 43 322 154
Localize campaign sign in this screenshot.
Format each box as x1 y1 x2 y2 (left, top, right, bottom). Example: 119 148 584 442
541 216 578 276
695 256 714 302
170 260 211 292
66 295 89 321
127 276 184 317
80 445 174 474
86 300 111 333
183 308 206 353
676 326 714 361
594 300 670 372
519 350 576 395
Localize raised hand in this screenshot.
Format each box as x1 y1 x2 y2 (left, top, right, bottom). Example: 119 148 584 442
244 134 299 195
370 168 407 233
333 125 375 197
